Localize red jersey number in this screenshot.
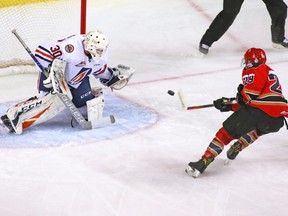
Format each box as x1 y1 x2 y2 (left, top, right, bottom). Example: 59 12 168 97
243 74 255 85
268 73 282 94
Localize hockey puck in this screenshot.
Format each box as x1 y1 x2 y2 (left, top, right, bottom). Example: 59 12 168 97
167 90 175 96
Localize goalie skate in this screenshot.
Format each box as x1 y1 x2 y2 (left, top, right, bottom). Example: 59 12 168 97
0 124 9 134
0 115 12 134
0 125 9 134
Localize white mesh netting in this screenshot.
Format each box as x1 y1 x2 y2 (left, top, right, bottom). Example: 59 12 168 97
0 0 80 75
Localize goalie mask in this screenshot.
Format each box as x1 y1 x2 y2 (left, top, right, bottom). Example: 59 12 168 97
242 48 266 66
83 30 109 61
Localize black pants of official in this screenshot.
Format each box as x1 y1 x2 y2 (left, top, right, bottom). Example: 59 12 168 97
200 0 287 46
223 105 284 139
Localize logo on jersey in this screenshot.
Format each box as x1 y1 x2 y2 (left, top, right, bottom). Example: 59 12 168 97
75 61 86 67
65 44 74 53
80 91 92 99
68 68 92 86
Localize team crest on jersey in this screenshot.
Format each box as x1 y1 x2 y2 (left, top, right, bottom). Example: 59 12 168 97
65 44 74 53
68 68 92 85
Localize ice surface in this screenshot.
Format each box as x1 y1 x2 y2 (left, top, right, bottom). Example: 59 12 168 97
0 0 287 215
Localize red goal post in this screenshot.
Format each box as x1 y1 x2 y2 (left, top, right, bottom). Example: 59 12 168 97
80 0 87 34
0 0 87 72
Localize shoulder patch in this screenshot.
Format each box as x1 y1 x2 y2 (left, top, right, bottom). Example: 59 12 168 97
65 44 74 53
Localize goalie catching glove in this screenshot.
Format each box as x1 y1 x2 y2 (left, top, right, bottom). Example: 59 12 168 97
100 64 135 90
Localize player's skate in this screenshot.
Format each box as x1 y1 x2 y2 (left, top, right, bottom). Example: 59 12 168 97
0 115 14 134
226 141 242 160
185 156 214 178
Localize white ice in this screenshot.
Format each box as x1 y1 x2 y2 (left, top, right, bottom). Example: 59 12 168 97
0 0 288 215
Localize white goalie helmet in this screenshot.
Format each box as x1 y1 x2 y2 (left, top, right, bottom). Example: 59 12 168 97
83 30 109 61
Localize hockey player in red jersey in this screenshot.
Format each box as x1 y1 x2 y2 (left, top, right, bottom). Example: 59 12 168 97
186 48 288 178
0 30 135 134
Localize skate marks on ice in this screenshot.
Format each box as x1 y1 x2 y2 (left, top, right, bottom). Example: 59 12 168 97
0 94 160 148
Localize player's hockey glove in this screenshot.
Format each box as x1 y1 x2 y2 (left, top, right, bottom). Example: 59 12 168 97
236 84 245 106
213 97 234 112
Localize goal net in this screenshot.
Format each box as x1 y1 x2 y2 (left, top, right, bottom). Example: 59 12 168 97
0 0 82 74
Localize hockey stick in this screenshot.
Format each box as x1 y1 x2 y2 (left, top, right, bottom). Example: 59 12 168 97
178 89 236 110
186 104 214 110
11 29 45 73
178 90 213 110
11 29 114 130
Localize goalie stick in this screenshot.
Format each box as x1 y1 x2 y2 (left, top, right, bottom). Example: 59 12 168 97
178 89 236 110
11 29 114 130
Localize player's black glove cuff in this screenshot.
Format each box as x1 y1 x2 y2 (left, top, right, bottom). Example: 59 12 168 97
236 84 245 106
213 97 233 112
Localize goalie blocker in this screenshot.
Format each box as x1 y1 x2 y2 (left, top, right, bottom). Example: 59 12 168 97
0 60 135 134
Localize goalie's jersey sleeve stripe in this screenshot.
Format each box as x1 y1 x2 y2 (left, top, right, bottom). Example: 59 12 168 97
94 64 107 76
35 46 54 63
35 53 53 64
98 64 107 75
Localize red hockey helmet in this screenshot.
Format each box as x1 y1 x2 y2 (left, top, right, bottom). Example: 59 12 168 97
243 48 266 65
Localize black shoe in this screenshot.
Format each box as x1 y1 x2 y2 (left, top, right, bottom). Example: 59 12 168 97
199 43 210 55
227 141 242 160
186 157 214 178
272 38 288 48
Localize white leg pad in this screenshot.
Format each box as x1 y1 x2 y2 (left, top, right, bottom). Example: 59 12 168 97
86 94 105 128
6 93 66 134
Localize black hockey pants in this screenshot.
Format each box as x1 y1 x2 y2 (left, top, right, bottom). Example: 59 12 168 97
200 0 287 46
222 105 284 139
